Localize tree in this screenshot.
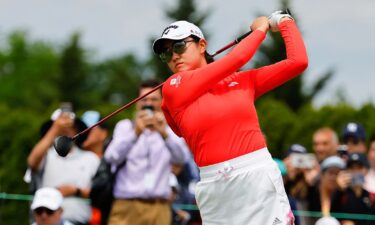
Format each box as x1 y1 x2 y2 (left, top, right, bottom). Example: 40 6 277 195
253 0 333 111
57 33 90 109
0 31 60 111
92 54 144 105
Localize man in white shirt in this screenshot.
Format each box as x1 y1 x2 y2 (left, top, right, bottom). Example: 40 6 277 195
28 109 100 225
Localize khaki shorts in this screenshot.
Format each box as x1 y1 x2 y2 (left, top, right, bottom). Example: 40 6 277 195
196 148 294 225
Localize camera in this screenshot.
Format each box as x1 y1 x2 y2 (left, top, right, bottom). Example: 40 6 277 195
290 153 316 169
337 144 348 157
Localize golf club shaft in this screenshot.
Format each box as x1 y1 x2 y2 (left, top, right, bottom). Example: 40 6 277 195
73 83 164 140
212 31 252 57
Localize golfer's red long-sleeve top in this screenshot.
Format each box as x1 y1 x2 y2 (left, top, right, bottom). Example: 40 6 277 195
162 20 308 167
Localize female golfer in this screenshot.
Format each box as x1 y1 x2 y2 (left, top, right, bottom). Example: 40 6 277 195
153 11 308 225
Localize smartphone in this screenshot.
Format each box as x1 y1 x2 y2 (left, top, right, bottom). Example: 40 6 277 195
290 153 316 169
60 102 73 112
351 173 365 187
60 102 75 119
142 105 154 117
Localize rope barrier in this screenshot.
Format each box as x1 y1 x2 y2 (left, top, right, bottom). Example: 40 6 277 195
2 192 375 220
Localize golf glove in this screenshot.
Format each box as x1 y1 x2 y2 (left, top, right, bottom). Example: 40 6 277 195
268 10 293 32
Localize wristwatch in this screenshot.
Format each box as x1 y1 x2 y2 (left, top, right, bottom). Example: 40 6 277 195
75 187 81 197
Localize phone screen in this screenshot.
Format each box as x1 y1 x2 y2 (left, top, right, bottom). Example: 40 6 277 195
290 153 316 169
60 102 73 112
351 173 365 186
142 105 154 111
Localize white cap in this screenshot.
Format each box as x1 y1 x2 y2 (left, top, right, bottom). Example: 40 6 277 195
153 20 204 54
31 187 63 210
315 217 340 225
50 108 76 121
81 110 101 127
320 156 345 172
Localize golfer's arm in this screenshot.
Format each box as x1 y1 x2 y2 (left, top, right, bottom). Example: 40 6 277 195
164 30 266 108
161 102 182 137
164 129 188 164
253 20 308 99
27 127 59 170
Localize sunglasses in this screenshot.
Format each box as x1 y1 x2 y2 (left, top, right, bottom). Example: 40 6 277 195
34 207 55 216
159 39 195 62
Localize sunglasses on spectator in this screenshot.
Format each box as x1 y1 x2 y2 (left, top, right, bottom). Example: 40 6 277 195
34 207 55 216
159 39 195 63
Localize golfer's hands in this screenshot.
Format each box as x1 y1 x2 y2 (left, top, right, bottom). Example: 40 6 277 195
268 10 293 32
251 16 269 33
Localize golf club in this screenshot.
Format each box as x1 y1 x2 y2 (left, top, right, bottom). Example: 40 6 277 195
54 9 291 157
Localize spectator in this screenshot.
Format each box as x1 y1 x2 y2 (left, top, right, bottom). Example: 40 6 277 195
313 127 339 163
81 110 109 159
306 156 345 225
283 144 319 225
341 122 367 154
331 153 375 225
31 187 74 225
365 135 375 194
27 108 100 225
104 79 188 225
284 144 318 197
81 110 110 225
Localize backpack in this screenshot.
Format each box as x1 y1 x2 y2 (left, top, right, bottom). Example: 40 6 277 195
89 158 126 225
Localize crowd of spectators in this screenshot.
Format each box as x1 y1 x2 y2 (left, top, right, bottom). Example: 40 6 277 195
278 123 375 225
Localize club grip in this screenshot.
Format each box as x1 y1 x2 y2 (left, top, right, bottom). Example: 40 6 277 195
235 31 252 44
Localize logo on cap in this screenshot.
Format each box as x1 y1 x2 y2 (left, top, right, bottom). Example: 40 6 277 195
162 25 178 36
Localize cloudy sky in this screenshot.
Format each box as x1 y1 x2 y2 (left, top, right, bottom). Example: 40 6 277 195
0 0 374 107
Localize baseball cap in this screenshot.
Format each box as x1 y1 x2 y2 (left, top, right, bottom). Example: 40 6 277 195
347 153 370 168
320 156 345 172
81 110 108 129
31 187 63 210
153 20 205 54
287 144 307 155
342 122 366 143
81 110 101 127
315 216 340 225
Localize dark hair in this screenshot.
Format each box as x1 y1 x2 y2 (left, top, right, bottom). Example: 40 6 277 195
138 79 162 95
369 134 375 146
191 35 214 64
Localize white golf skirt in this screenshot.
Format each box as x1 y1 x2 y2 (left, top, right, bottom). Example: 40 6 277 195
196 148 294 225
